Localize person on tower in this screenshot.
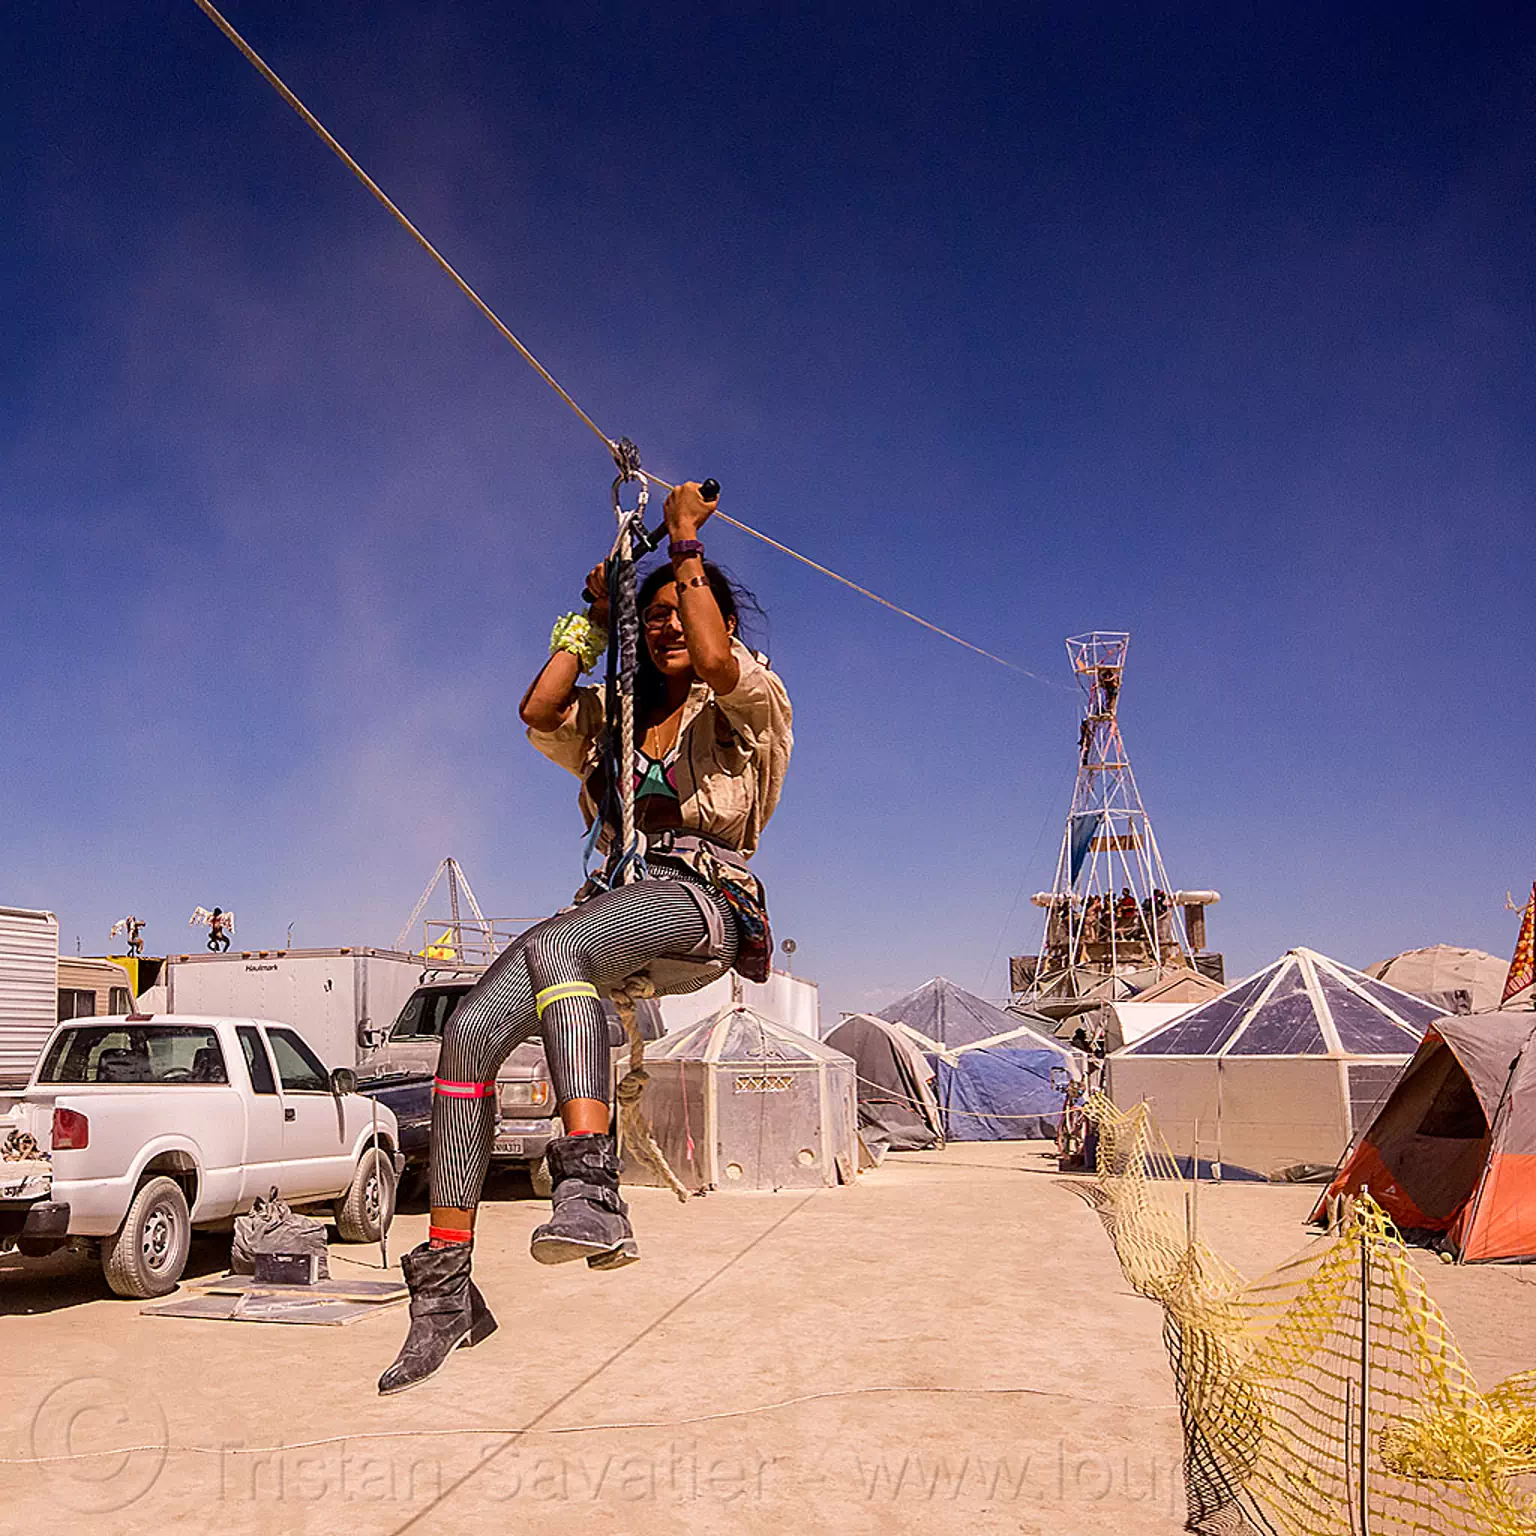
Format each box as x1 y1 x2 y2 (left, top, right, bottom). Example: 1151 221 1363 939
379 481 793 1396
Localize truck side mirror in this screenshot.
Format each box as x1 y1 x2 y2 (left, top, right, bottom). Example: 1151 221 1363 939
357 1016 389 1051
329 1066 358 1097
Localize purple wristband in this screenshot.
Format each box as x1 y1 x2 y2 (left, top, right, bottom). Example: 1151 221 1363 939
668 538 705 562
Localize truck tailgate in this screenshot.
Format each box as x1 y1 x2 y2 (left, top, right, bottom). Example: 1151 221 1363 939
0 1100 52 1202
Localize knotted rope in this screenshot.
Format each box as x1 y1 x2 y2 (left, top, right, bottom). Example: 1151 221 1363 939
608 975 691 1202
595 450 692 1201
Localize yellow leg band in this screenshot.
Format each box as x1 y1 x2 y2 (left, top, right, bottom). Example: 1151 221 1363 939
534 981 601 1019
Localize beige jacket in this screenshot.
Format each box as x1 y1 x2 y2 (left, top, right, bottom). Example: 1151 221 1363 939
527 639 792 859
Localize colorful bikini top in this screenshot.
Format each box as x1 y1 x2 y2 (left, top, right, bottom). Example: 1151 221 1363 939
634 746 680 804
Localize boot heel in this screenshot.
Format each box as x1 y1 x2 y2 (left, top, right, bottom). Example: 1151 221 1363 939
461 1311 498 1348
588 1238 641 1271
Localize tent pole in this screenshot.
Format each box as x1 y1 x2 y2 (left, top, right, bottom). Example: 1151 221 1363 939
1190 1116 1200 1245
1213 1060 1224 1182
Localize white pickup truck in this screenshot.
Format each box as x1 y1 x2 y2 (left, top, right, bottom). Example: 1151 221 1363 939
0 1013 401 1298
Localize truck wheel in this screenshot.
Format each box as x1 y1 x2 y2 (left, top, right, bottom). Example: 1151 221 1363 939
101 1176 191 1298
528 1155 553 1199
335 1148 397 1243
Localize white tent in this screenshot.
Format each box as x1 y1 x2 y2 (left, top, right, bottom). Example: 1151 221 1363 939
1102 1001 1195 1052
1108 946 1444 1179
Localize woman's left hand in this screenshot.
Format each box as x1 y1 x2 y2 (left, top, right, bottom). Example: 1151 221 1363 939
663 481 718 541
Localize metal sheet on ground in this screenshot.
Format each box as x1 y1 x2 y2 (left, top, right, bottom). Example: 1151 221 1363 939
141 1273 406 1324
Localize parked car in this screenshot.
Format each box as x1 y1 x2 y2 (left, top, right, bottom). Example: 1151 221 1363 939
0 1013 401 1298
373 978 664 1193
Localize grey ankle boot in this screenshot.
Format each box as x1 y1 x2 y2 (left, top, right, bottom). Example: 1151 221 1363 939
377 1241 498 1395
530 1134 640 1270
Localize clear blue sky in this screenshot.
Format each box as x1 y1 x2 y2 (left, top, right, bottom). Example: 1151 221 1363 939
5 2 1532 1019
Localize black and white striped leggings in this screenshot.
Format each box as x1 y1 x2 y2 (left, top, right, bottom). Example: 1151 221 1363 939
430 872 738 1210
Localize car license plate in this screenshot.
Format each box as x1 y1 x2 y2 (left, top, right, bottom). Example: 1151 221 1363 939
497 1136 524 1155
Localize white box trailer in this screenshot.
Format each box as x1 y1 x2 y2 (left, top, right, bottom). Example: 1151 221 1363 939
164 947 427 1073
0 907 60 1089
658 967 820 1037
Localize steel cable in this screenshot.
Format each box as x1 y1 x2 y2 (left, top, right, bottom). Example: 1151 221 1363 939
189 0 1058 687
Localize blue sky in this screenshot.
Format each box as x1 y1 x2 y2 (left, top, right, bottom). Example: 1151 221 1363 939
5 2 1533 1019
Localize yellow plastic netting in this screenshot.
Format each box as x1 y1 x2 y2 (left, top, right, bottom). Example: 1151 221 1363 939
1081 1094 1536 1535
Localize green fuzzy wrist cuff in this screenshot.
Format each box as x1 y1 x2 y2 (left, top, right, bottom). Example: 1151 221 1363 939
550 612 608 673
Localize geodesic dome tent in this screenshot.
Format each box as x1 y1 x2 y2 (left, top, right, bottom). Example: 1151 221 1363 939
1365 945 1520 1015
1109 947 1443 1179
877 976 1037 1049
623 1004 858 1193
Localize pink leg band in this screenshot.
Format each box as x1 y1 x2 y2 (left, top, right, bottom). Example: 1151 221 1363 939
434 1078 496 1098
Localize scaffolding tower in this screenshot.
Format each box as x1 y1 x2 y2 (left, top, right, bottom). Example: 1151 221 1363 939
1021 632 1217 1005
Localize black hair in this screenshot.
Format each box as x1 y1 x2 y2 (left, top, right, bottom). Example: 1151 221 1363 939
633 559 764 718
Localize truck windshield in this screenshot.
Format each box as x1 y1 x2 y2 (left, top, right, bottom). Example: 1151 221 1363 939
391 987 471 1040
39 1025 229 1085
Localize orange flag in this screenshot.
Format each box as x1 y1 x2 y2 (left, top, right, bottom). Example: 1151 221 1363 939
1505 882 1536 1005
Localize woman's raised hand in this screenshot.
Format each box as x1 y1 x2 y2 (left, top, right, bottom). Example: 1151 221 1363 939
663 481 719 541
584 562 610 628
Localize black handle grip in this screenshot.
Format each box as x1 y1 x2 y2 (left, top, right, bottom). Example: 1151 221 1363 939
582 479 721 595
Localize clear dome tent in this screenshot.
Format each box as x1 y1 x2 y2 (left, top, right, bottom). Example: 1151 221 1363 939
623 1003 858 1193
1109 947 1443 1180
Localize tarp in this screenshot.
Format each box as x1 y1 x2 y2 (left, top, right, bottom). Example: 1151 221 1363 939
1315 1010 1536 1262
876 978 1080 1142
824 1013 942 1153
932 1045 1071 1141
1068 813 1102 884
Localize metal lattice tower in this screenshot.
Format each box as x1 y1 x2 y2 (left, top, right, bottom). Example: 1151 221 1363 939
1025 633 1198 1002
395 857 494 961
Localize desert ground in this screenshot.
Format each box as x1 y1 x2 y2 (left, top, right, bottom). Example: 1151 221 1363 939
4 1142 1533 1536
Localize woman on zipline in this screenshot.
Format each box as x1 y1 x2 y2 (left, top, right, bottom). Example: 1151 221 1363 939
381 480 792 1394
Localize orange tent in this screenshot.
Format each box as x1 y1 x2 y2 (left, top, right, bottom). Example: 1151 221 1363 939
1313 1009 1536 1262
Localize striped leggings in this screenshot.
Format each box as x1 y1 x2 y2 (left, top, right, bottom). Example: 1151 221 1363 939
430 872 738 1210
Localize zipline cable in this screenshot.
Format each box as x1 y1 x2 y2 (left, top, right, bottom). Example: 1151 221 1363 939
189 0 1059 687
189 0 612 456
